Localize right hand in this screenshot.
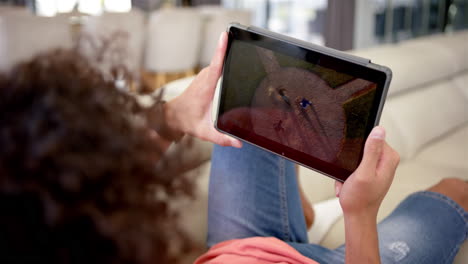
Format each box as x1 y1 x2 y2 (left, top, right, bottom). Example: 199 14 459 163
335 126 400 218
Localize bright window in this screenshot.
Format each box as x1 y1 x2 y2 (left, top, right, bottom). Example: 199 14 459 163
35 0 57 17
57 0 78 13
35 0 132 16
104 0 132 13
222 0 327 45
78 0 103 15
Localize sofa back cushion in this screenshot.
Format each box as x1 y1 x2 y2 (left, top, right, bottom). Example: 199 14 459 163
351 31 468 160
0 15 73 72
350 34 465 97
454 73 468 100
380 78 468 160
145 8 203 73
405 31 468 72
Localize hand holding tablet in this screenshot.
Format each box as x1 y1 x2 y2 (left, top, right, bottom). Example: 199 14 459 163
215 24 392 182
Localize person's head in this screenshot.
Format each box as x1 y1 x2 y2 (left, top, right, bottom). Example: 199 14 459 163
0 50 193 263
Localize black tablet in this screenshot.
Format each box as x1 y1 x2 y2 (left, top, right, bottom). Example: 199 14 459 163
215 23 392 182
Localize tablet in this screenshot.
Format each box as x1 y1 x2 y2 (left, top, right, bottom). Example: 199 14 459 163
215 23 392 182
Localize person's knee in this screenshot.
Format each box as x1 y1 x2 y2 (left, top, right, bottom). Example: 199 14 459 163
427 178 468 211
429 178 467 193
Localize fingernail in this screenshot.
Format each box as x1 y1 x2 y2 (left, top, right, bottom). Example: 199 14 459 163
233 139 242 148
335 184 339 197
370 126 385 140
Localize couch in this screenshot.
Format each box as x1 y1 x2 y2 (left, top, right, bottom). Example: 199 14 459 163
162 30 468 263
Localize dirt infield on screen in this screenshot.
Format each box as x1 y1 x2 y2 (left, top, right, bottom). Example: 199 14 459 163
220 42 376 171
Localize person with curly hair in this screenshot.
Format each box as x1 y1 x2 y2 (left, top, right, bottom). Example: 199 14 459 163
0 31 240 264
0 31 466 264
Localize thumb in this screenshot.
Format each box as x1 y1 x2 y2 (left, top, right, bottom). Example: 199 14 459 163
356 126 386 174
209 128 243 148
206 32 228 89
224 135 243 148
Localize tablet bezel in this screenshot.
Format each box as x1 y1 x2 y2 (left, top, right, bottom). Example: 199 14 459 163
215 24 392 182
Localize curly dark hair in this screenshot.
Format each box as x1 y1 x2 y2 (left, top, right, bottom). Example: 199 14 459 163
0 50 194 264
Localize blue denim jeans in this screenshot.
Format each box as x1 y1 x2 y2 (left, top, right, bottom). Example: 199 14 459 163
207 143 468 263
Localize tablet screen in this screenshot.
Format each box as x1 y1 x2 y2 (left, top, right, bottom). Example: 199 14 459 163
217 26 388 181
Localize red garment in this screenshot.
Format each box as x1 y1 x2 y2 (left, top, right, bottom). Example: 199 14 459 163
195 237 318 264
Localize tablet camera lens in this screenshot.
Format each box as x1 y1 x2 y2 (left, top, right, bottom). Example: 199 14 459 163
300 98 312 108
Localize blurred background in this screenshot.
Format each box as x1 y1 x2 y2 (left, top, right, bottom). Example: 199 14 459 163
1 2 467 263
0 0 466 91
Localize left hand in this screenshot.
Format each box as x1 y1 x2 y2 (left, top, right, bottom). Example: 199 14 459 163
164 32 242 148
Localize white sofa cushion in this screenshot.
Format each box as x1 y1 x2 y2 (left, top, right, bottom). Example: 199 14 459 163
175 161 211 246
404 31 468 72
145 8 203 73
0 15 73 71
161 75 196 101
80 10 146 75
454 72 468 100
416 125 468 170
351 42 461 96
380 80 468 160
298 166 336 203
